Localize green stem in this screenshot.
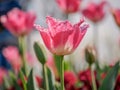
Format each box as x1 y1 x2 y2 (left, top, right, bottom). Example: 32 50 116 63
43 65 49 90
59 56 64 90
91 66 97 90
19 36 27 76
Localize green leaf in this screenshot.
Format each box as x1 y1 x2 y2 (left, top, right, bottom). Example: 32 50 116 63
42 65 55 90
34 42 46 65
19 71 27 90
47 67 55 90
9 71 22 90
27 69 35 90
99 62 119 90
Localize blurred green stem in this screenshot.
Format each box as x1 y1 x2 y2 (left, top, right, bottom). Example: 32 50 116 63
43 65 49 90
91 65 97 90
19 36 27 76
59 55 64 90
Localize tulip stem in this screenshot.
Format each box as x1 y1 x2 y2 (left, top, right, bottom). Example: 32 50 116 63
59 55 64 90
91 66 97 90
43 65 49 90
19 36 27 76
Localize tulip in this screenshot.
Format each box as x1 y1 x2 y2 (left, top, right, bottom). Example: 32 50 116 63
112 9 120 28
34 16 88 90
2 46 22 74
114 74 120 90
82 1 106 23
56 0 81 13
0 8 36 75
78 69 99 90
34 16 89 55
0 8 36 36
34 16 89 90
64 71 77 90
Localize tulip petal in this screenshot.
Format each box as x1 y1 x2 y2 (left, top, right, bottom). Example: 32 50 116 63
34 24 54 52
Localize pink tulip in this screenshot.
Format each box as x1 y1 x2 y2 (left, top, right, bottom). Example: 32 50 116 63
2 46 22 74
56 0 81 13
112 9 120 27
0 68 7 85
34 16 89 55
82 1 106 23
0 8 36 36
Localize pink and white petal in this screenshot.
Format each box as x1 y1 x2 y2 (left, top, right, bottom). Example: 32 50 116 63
52 30 73 49
34 24 54 52
40 30 54 53
46 16 57 29
73 24 88 49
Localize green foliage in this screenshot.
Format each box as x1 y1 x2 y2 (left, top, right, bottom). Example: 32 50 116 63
19 71 27 90
9 72 22 90
27 69 35 90
99 62 119 90
47 67 55 90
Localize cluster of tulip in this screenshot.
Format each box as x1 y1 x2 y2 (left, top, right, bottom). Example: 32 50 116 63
0 0 120 90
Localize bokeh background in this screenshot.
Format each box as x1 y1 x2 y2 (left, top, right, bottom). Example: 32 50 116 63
25 0 120 71
1 0 120 72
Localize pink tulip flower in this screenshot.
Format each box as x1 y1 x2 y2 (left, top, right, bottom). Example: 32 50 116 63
0 8 36 36
112 9 120 28
82 1 106 23
2 46 22 74
34 16 89 55
56 0 81 13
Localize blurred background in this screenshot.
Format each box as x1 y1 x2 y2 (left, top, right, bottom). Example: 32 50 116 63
0 0 120 72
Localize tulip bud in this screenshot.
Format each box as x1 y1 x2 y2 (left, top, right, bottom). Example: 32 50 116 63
85 45 96 66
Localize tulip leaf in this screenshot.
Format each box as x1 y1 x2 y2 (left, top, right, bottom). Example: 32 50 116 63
47 67 55 90
9 71 22 90
19 71 27 90
27 69 35 90
34 42 46 65
99 62 119 90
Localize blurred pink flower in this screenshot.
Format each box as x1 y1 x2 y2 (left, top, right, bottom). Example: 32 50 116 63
34 16 89 55
26 52 38 67
64 71 77 90
35 76 43 88
0 68 7 85
112 9 120 27
82 1 106 23
56 0 81 13
78 69 99 90
2 46 22 74
0 8 36 36
114 74 120 90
